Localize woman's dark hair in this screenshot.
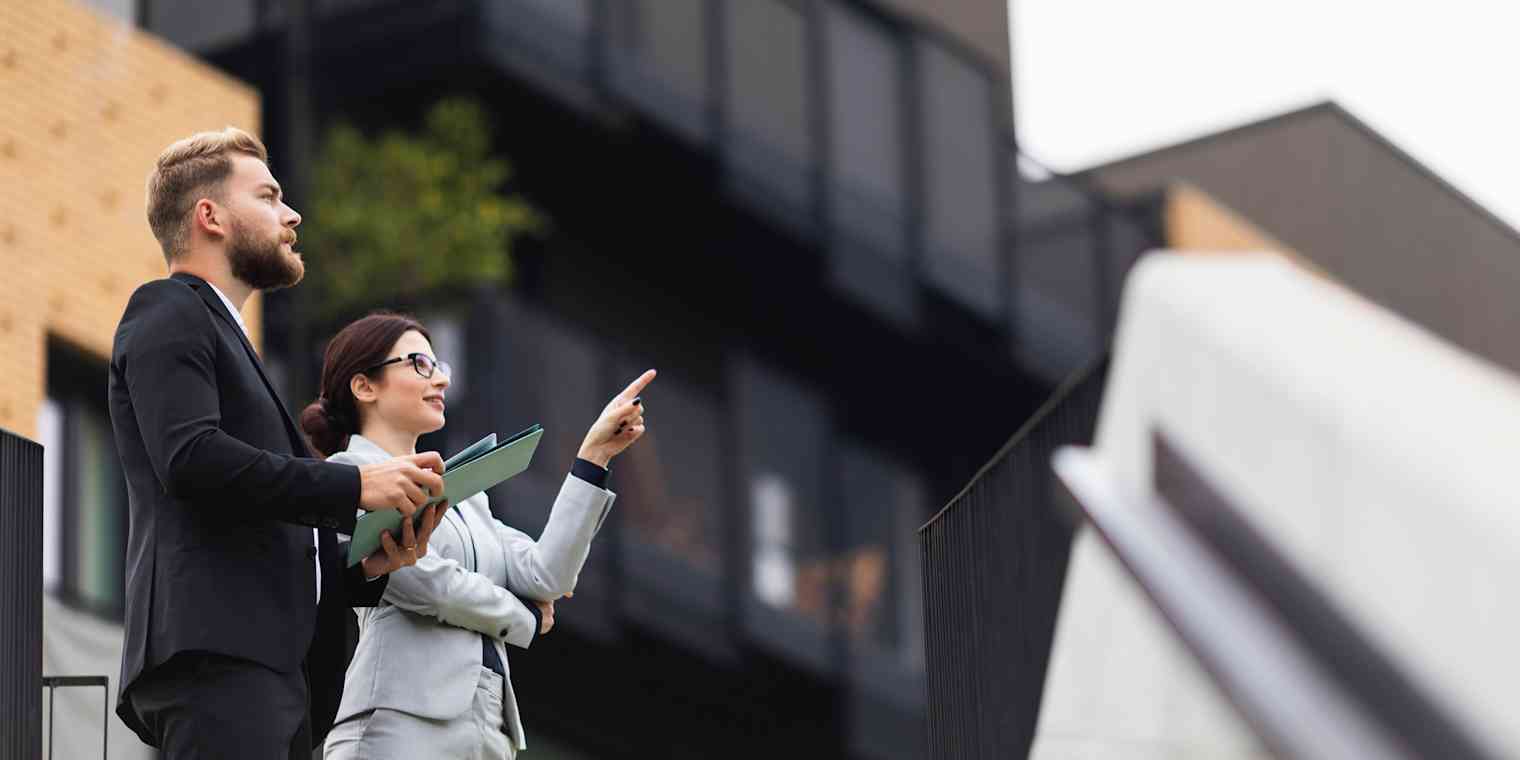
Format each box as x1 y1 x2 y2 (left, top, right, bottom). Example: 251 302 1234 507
300 312 431 457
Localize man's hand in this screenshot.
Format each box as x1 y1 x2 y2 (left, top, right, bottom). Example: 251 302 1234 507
357 452 445 516
578 369 656 467
533 598 556 635
361 503 443 579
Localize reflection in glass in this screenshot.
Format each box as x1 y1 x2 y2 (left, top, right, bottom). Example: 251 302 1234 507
736 358 829 629
751 473 796 608
838 443 926 664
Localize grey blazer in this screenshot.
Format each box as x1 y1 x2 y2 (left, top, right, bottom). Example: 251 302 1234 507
328 435 616 750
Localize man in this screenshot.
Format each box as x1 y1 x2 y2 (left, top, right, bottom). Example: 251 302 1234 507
110 127 447 759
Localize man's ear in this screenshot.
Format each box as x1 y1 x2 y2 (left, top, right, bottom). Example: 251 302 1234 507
351 373 378 404
193 198 227 240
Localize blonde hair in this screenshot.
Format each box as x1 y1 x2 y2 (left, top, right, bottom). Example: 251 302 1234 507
145 126 269 261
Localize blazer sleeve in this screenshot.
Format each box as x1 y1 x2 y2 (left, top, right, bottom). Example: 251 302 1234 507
340 544 390 607
378 512 541 649
117 280 361 532
495 472 616 601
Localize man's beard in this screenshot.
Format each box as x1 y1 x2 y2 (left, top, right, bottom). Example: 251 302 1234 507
227 217 305 291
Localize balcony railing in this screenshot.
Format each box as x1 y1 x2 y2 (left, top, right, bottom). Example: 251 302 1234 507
917 356 1108 759
1 428 44 759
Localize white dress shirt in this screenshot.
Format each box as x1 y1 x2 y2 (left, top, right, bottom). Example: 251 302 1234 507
206 281 323 605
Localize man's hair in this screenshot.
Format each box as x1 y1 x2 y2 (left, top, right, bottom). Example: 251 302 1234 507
145 127 269 262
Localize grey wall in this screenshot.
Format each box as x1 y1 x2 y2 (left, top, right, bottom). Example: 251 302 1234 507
1088 103 1520 376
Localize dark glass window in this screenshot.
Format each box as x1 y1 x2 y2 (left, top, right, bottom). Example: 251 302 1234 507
826 3 907 260
482 298 603 536
146 0 257 51
840 443 928 760
1103 207 1155 325
1012 223 1103 382
607 0 710 142
43 341 128 620
723 0 816 232
483 0 594 85
837 443 925 664
735 357 834 669
919 41 1001 316
613 368 723 575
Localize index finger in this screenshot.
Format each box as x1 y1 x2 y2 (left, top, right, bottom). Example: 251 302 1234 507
616 369 657 402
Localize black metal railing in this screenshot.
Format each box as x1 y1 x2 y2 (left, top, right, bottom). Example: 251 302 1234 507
41 676 110 760
1 428 43 760
917 356 1108 760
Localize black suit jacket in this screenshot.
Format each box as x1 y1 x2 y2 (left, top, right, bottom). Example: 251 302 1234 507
109 272 385 745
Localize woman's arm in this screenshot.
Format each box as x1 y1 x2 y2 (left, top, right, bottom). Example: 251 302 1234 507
495 370 653 600
382 551 541 648
495 472 616 601
380 515 542 649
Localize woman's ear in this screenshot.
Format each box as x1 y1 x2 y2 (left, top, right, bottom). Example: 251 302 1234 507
350 372 378 404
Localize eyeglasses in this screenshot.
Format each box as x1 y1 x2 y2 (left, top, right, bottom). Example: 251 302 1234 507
363 352 452 380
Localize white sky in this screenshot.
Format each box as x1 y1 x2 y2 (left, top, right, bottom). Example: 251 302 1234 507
1010 0 1520 229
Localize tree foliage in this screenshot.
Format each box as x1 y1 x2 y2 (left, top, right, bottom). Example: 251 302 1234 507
301 97 543 320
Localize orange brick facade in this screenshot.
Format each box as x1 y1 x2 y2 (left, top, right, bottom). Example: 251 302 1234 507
0 0 262 439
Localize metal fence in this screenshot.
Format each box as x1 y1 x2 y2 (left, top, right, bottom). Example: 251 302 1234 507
1 428 43 760
918 357 1108 760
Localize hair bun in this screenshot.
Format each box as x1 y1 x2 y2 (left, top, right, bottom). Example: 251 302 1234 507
300 398 347 457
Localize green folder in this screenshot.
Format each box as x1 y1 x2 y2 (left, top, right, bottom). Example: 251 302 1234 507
347 425 544 566
442 432 498 471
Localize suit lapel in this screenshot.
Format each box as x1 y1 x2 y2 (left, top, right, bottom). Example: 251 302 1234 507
171 272 312 457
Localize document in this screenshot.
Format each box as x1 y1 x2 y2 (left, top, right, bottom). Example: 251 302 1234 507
347 425 544 566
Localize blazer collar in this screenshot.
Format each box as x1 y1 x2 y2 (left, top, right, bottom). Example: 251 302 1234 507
171 271 310 456
343 434 397 464
169 272 242 334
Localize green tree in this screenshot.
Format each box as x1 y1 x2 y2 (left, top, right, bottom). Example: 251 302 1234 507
300 97 543 322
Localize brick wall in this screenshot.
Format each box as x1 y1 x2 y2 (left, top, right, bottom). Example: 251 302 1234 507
0 0 261 438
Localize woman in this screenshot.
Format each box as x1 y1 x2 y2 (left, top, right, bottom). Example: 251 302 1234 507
303 312 653 759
